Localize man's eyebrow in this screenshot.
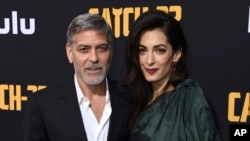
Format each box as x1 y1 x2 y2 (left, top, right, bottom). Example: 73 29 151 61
76 44 90 48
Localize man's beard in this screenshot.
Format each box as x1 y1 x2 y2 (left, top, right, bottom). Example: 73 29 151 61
81 63 109 85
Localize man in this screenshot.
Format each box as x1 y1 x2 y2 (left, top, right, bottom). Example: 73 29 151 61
23 13 131 141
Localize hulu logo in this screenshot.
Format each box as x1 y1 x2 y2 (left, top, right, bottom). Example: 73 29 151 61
0 11 35 35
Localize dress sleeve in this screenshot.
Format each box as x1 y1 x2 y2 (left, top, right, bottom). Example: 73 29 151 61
184 88 221 141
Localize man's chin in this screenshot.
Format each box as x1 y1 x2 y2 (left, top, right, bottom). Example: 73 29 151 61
83 76 105 85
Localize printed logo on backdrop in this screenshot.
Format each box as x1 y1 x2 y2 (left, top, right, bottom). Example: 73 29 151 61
0 84 46 111
228 92 250 140
0 11 35 35
228 92 250 123
88 5 182 38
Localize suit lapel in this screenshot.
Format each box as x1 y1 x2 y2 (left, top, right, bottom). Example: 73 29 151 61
54 78 130 141
56 80 88 141
107 79 130 141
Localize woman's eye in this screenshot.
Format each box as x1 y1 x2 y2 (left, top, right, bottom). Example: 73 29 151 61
156 48 166 54
139 48 146 54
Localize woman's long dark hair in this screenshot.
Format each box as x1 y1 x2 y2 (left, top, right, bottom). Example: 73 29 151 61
121 10 188 128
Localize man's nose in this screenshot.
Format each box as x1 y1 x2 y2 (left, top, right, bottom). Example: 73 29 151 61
89 49 98 63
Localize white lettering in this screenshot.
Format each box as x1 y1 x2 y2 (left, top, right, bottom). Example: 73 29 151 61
12 11 18 34
20 18 35 35
0 18 10 34
234 129 241 136
234 129 247 136
0 11 35 35
241 129 247 135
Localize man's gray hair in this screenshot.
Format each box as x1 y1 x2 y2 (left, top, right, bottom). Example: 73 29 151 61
66 13 113 48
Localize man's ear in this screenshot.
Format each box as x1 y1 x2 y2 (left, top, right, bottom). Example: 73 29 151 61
66 43 73 64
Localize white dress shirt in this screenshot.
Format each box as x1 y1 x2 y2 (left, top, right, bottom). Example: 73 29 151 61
74 76 112 141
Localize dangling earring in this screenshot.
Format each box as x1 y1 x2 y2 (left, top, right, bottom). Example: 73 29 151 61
173 61 177 71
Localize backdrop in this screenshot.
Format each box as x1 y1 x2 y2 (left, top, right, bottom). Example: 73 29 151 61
1 0 250 141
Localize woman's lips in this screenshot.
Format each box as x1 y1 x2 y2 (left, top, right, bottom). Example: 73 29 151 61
145 68 158 74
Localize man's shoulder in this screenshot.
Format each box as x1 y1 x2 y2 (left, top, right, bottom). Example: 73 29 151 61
107 78 133 103
32 78 75 98
107 78 130 96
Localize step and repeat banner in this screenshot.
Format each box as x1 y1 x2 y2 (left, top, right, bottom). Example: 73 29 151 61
0 0 250 141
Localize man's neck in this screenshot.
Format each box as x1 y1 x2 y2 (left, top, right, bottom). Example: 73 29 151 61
77 77 107 100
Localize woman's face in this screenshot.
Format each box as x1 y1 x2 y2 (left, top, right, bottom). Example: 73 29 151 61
139 28 181 85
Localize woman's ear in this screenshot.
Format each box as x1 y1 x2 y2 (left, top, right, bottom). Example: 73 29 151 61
174 49 182 62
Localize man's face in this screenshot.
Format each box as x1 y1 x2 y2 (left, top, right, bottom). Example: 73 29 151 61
66 29 112 85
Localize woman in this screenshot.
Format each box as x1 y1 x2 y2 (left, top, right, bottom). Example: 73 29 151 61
122 10 221 141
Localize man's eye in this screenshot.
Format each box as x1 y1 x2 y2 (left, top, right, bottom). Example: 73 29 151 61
79 48 89 52
97 46 109 52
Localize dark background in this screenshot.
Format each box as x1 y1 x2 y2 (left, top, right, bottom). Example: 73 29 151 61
1 0 250 141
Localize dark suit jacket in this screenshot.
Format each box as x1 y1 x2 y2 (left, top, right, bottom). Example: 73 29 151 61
22 78 132 141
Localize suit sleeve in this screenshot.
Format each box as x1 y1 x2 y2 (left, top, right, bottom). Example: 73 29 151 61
22 93 48 141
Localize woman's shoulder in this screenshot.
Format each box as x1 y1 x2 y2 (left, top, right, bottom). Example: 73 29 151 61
175 78 207 104
176 79 203 93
